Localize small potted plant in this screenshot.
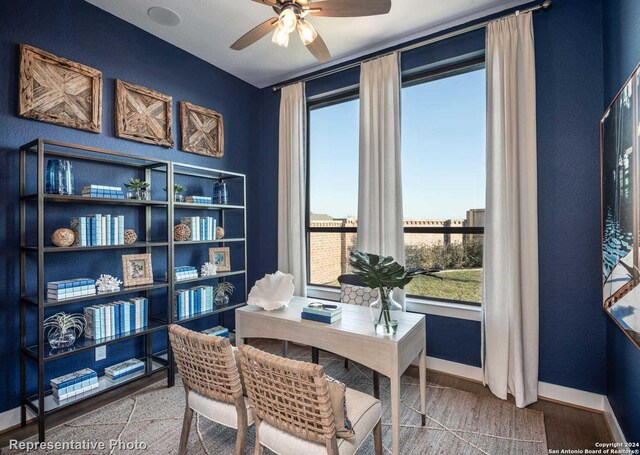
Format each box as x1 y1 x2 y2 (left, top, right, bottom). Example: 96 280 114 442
164 183 187 202
124 178 151 200
349 251 440 335
214 282 235 306
43 312 86 349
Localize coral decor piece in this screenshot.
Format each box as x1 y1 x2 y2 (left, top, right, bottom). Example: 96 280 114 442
95 274 123 293
123 229 137 245
247 271 295 311
51 228 76 247
201 261 217 277
174 223 191 242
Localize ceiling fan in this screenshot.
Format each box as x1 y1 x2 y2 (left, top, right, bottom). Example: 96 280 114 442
230 0 392 63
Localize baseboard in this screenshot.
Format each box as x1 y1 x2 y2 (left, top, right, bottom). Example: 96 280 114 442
0 407 35 435
603 397 627 443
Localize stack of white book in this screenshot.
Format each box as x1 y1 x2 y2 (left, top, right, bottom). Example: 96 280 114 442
105 359 144 380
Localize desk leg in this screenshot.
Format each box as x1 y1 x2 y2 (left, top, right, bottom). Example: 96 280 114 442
311 347 319 364
236 337 245 347
281 341 288 358
373 371 380 399
419 348 426 426
390 374 401 455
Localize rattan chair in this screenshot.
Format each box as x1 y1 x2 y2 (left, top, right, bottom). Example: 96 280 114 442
168 324 253 455
239 344 382 455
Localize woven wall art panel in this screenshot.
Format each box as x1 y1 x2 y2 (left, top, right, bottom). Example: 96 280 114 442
19 44 102 133
115 80 173 147
180 101 224 158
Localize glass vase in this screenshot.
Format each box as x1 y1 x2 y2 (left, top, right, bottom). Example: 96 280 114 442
48 329 76 349
214 294 229 307
369 288 402 335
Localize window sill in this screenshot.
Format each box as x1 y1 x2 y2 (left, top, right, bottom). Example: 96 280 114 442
306 285 482 322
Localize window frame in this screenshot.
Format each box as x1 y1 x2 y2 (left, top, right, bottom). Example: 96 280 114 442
305 56 485 307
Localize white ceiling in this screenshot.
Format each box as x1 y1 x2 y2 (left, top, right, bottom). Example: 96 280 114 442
85 0 529 88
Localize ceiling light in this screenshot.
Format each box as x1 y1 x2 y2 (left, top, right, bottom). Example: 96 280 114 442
272 26 290 48
277 8 298 34
297 19 318 46
148 7 181 26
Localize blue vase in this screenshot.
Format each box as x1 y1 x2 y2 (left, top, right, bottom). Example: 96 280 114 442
45 159 74 195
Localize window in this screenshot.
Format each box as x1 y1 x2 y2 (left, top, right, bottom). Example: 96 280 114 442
306 60 485 306
402 64 485 305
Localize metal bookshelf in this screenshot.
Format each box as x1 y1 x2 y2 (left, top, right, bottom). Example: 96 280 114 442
19 139 248 441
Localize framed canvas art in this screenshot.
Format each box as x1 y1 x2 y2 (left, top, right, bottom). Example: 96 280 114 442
122 253 154 287
19 44 102 133
209 247 230 272
180 101 224 158
601 63 640 349
115 80 173 147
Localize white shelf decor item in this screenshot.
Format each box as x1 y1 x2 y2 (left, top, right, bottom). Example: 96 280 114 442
95 274 123 293
247 271 294 311
201 261 217 277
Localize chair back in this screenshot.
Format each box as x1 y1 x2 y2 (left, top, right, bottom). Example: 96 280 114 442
238 344 336 445
338 274 379 306
168 324 242 403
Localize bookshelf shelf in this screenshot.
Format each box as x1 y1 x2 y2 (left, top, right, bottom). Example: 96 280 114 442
22 281 169 308
22 241 170 253
25 357 167 415
19 139 248 441
174 238 245 245
24 320 167 361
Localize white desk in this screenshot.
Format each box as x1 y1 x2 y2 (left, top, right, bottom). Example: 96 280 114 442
236 296 427 455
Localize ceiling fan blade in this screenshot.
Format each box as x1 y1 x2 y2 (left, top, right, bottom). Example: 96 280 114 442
307 0 391 17
305 33 331 63
230 17 278 50
250 0 279 6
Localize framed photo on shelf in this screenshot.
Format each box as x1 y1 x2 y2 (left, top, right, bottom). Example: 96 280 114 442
122 253 153 287
209 247 230 272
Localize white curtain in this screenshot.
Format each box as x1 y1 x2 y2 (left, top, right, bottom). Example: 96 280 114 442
483 12 539 408
278 82 307 296
357 53 405 301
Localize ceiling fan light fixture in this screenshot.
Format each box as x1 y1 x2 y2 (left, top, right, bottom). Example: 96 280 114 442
297 19 318 45
277 8 298 34
272 26 290 48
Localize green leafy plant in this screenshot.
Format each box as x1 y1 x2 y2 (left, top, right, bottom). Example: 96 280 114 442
214 282 235 299
349 251 440 332
163 184 186 194
43 312 86 348
124 178 151 191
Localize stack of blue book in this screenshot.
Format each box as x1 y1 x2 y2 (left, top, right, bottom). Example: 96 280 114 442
47 278 96 301
301 304 343 324
202 325 229 338
82 185 125 199
185 196 212 204
51 368 99 400
71 214 125 246
84 297 148 340
175 285 214 320
175 266 198 281
180 217 216 241
105 359 145 380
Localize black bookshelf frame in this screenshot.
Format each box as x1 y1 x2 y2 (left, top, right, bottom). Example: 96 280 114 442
18 139 248 441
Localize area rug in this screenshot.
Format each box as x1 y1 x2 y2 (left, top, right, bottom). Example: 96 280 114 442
2 342 547 454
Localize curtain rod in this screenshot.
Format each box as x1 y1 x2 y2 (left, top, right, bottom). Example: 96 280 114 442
272 0 551 92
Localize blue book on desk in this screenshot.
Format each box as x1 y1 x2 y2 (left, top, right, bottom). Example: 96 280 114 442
301 311 342 324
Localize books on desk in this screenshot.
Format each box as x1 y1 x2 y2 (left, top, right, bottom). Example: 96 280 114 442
301 304 342 324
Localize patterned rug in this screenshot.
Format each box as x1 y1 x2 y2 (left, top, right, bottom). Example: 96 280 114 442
2 341 548 454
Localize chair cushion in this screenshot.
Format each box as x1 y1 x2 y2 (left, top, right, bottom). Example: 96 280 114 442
258 387 381 455
340 283 379 306
326 376 354 439
188 390 254 429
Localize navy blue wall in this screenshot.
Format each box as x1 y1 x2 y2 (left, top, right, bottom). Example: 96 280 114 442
258 0 608 392
603 0 640 442
0 0 261 413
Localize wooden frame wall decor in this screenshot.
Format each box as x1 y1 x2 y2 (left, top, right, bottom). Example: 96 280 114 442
601 62 640 349
122 253 154 287
115 80 173 147
209 247 231 272
180 101 224 158
18 44 102 133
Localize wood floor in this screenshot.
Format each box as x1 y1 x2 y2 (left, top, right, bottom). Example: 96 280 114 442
0 345 612 452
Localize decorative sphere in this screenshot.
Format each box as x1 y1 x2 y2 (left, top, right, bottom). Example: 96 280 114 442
51 228 75 247
124 229 137 244
174 223 192 241
216 226 224 239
